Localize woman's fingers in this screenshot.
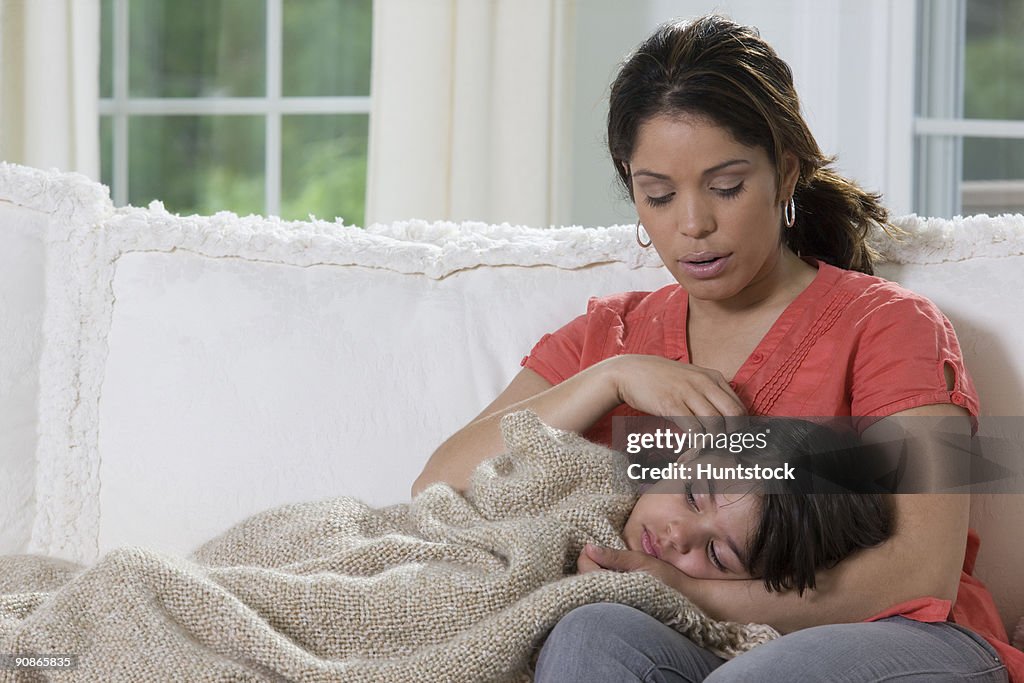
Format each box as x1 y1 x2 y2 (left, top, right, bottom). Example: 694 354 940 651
579 546 691 593
576 547 603 574
582 545 649 572
613 355 749 422
671 379 746 435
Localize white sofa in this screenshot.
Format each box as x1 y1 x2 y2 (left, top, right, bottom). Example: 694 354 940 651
1 162 1021 633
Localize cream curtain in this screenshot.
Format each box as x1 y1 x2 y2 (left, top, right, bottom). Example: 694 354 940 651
0 0 100 178
365 0 575 227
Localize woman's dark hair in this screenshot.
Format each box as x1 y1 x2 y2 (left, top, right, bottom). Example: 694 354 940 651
732 418 895 595
607 15 895 274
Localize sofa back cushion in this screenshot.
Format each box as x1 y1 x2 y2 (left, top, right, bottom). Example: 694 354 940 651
95 248 673 555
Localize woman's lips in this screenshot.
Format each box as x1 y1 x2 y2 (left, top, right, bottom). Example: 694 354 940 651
641 528 660 558
678 253 731 280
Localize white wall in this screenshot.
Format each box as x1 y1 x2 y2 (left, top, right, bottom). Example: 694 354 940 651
564 0 916 227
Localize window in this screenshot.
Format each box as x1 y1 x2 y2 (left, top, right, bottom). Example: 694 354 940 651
99 0 372 225
915 0 1024 217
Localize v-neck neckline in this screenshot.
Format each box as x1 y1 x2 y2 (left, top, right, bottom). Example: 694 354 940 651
669 259 835 385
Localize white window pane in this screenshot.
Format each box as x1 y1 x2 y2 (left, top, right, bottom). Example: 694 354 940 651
963 137 1024 214
100 0 113 99
964 0 1024 120
128 116 265 215
280 114 369 225
282 0 372 97
916 134 1024 216
914 0 1024 217
129 0 266 98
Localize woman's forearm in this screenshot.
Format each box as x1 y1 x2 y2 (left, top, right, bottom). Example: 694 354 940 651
411 360 624 496
413 354 747 496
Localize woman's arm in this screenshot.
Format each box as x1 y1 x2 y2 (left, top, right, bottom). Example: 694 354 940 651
412 355 745 496
412 364 614 496
583 403 971 634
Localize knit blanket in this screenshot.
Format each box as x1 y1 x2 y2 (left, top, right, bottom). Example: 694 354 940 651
0 411 778 682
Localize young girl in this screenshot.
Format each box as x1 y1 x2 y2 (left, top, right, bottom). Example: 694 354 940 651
610 417 893 593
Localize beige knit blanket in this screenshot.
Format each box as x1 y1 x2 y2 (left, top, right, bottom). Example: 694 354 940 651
0 411 777 682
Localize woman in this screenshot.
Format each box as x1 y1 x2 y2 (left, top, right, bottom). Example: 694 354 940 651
413 15 1014 682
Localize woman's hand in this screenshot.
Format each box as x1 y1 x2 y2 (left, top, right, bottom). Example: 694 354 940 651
577 544 695 596
604 355 747 432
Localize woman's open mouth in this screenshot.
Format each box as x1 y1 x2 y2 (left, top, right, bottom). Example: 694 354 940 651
679 253 731 280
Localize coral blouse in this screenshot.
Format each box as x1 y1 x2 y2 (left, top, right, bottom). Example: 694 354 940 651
521 260 1022 679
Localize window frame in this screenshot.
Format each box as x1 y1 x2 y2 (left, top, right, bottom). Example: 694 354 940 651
914 0 1024 217
98 0 372 215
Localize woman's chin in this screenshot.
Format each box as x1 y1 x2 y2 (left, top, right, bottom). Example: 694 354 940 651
676 276 741 302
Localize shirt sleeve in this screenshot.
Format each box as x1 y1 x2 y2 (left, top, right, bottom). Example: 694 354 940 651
520 290 652 385
850 293 980 422
520 311 590 385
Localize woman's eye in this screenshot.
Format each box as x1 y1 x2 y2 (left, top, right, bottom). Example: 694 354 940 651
713 182 745 199
644 193 674 208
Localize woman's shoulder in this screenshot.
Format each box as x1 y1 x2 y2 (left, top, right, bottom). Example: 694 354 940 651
584 283 683 317
818 262 947 322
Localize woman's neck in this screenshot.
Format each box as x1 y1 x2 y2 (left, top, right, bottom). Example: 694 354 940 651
687 248 817 323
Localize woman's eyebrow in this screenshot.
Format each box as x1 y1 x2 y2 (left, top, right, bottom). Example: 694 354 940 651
631 159 750 181
631 169 671 180
702 159 750 176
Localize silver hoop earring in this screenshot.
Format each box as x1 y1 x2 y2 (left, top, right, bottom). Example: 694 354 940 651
636 220 652 248
784 197 796 228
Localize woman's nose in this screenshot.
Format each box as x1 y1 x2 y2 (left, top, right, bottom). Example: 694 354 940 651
675 198 715 239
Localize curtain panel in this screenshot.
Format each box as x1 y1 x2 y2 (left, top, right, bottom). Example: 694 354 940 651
366 0 575 227
0 0 100 178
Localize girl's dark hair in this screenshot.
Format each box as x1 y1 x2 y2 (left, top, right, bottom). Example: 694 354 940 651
607 15 895 274
736 418 895 595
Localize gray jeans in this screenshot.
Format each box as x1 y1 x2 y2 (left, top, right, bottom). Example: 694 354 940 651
534 603 1008 682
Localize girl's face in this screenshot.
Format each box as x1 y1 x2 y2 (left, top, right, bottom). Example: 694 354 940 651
622 476 759 580
628 114 799 306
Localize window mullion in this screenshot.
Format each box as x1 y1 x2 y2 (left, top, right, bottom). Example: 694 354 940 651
265 0 283 217
112 0 129 206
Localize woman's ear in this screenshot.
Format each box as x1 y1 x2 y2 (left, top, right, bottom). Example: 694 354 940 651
622 161 636 201
780 152 800 200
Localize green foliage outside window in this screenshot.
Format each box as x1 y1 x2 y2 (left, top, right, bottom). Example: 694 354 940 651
963 0 1024 182
100 0 372 226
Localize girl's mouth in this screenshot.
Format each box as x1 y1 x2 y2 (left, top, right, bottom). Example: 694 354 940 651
641 528 660 558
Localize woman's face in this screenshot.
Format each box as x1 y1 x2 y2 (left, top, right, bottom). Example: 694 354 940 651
622 475 758 580
628 114 798 305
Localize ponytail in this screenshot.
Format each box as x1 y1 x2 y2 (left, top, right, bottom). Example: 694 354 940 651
789 167 897 276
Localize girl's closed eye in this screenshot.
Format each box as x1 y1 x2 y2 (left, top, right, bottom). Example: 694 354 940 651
684 481 698 510
708 541 726 572
684 482 728 572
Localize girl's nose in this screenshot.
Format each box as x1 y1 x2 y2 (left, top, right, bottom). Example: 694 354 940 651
665 520 703 555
